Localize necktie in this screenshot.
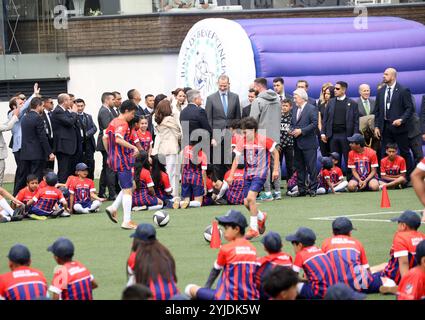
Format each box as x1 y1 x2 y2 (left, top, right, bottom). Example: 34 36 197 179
364 100 370 115
385 87 391 120
221 93 228 116
297 107 302 121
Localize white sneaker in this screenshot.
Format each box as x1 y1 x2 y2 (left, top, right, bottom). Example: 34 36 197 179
60 211 71 218
121 221 138 230
132 206 147 211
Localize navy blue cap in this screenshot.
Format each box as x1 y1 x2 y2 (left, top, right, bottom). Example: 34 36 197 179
216 210 248 229
285 227 316 246
416 240 425 265
321 157 333 170
47 237 75 258
75 163 88 171
347 133 365 144
130 223 156 241
324 283 366 300
261 231 282 253
390 210 421 229
8 244 31 264
332 217 356 234
330 152 340 161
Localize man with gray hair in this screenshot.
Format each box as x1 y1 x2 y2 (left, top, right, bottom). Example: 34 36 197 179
250 77 281 201
290 88 319 197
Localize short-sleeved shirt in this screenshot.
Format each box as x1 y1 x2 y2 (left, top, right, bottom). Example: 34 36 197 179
137 130 153 152
214 238 259 300
106 118 134 172
382 230 425 284
0 266 47 300
397 267 425 300
154 171 172 199
322 167 344 185
380 155 407 176
49 261 94 300
322 235 373 291
33 186 65 213
130 128 140 145
65 175 78 189
182 145 208 187
231 133 243 149
293 246 338 299
416 158 425 171
348 147 379 180
16 187 38 205
234 134 276 180
38 180 47 189
68 178 96 204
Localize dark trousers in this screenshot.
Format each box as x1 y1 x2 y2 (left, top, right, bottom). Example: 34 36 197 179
212 138 231 181
280 146 294 181
13 150 26 196
44 160 55 171
81 148 95 180
294 145 318 194
409 134 423 168
382 123 412 179
329 132 350 176
21 159 45 184
99 150 118 197
56 152 73 184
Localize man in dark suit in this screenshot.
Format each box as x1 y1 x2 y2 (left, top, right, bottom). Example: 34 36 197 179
290 89 318 197
357 84 376 117
20 97 55 188
321 81 359 175
180 89 215 149
296 80 317 106
205 75 241 180
112 91 122 116
374 68 415 174
75 98 97 179
41 96 55 170
97 92 118 200
242 88 257 118
51 93 79 183
273 77 293 103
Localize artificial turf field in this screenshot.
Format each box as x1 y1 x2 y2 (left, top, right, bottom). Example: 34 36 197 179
0 181 423 300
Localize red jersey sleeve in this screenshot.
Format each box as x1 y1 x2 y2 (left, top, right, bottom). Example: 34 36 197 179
130 129 139 144
293 252 304 273
321 238 330 253
89 179 96 192
347 151 355 168
215 247 227 269
266 137 276 153
399 157 407 173
16 188 25 202
33 189 41 202
392 233 409 258
224 170 230 181
380 158 386 175
234 137 244 156
161 172 172 192
336 167 344 179
358 242 369 267
0 274 6 297
322 169 330 179
200 151 208 171
57 189 65 203
65 176 74 189
115 121 129 139
397 269 425 300
140 169 154 188
370 149 379 167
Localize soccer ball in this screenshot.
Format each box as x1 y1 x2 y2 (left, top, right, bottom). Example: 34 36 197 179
153 211 170 227
203 225 223 243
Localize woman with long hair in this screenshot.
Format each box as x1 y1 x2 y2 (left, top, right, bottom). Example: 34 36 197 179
318 84 335 156
170 88 187 122
132 223 179 300
151 155 173 204
152 99 182 204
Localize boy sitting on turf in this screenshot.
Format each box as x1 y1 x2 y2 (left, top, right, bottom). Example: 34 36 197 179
48 237 98 300
26 172 70 220
14 174 39 208
256 231 293 300
262 266 299 300
370 210 425 294
379 143 407 189
317 155 348 194
347 133 380 192
185 210 259 300
69 163 105 214
286 227 338 299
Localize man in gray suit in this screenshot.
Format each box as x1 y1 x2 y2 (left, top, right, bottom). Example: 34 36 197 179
97 92 118 200
205 75 241 180
357 84 376 117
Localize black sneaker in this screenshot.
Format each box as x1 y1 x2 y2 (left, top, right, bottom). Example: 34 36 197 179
10 215 23 222
51 208 64 219
0 216 9 223
13 206 25 217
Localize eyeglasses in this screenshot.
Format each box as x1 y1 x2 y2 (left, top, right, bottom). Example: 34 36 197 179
334 88 341 91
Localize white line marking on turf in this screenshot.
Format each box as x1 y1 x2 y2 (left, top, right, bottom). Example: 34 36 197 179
310 209 422 223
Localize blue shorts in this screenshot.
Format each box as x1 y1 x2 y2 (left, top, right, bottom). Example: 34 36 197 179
75 201 92 209
196 288 216 300
298 283 324 300
29 206 51 216
132 191 159 207
361 272 383 294
181 183 204 198
118 170 133 189
243 177 266 198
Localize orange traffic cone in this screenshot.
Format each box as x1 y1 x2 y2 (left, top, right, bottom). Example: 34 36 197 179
381 185 391 208
210 221 221 249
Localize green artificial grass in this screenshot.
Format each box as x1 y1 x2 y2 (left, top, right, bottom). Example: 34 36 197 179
0 181 423 300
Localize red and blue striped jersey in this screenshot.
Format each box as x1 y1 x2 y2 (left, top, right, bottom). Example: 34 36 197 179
231 133 243 149
348 147 378 180
69 178 95 204
127 251 179 300
130 128 140 145
16 187 38 205
382 230 425 284
214 238 259 300
234 134 276 180
256 252 293 299
137 129 153 152
224 169 245 204
319 167 344 190
33 186 65 213
132 168 156 206
106 118 134 172
293 246 338 299
322 235 373 291
154 171 172 200
0 266 47 300
182 145 207 187
49 261 94 300
380 155 406 177
397 266 425 300
38 180 47 189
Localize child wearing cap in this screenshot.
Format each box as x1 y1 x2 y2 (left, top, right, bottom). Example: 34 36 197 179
129 223 179 300
262 266 299 300
397 239 425 300
256 231 293 300
379 143 407 190
48 237 98 300
185 210 260 300
69 163 105 214
286 227 338 299
0 244 47 300
347 133 380 192
316 156 348 194
322 217 378 293
228 117 279 240
370 210 425 294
